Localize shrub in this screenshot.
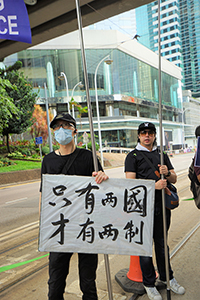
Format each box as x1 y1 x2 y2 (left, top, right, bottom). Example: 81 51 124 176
0 157 15 167
42 146 50 155
8 151 24 159
53 144 59 151
21 149 31 156
81 142 99 151
32 153 40 159
0 145 7 154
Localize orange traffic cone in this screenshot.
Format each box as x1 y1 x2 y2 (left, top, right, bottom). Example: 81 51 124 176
127 255 143 282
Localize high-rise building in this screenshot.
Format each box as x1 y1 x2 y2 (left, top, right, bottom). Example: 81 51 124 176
179 0 200 97
138 0 200 97
88 1 200 97
137 0 182 68
87 10 137 37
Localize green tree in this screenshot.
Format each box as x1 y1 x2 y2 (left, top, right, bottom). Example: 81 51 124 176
30 104 53 143
0 77 18 135
1 61 38 152
69 98 88 129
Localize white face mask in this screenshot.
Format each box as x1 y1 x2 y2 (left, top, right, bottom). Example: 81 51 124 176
54 128 73 145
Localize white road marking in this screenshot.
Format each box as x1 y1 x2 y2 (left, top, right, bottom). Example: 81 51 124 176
0 221 39 241
5 197 28 204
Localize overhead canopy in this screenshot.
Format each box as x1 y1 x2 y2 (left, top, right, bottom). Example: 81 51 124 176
0 0 152 61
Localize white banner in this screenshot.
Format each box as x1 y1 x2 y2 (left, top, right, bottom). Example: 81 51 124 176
39 175 155 256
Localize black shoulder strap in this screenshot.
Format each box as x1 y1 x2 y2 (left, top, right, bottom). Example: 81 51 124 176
61 147 80 174
140 151 160 178
188 159 200 185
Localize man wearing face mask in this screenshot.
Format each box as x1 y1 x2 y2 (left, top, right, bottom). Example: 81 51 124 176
40 112 109 300
125 122 185 300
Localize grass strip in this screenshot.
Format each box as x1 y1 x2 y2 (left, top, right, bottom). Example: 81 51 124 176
0 160 41 173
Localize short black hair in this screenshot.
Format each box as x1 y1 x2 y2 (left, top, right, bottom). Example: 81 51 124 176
195 125 200 138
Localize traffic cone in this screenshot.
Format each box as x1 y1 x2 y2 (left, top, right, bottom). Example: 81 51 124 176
127 255 143 282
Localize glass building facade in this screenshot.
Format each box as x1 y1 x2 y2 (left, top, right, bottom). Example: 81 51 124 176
15 48 181 109
4 30 183 148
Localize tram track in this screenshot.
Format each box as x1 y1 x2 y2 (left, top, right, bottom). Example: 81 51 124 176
0 176 189 255
1 218 199 295
0 236 38 255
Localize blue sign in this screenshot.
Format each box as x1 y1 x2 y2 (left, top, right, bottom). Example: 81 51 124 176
35 136 43 145
0 0 32 44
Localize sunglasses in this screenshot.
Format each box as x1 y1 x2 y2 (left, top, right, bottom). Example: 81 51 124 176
52 122 75 130
140 130 155 137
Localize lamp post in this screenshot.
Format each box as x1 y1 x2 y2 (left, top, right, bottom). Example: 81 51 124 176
71 81 83 146
44 83 53 152
58 72 70 114
71 81 83 118
182 108 190 150
95 55 113 168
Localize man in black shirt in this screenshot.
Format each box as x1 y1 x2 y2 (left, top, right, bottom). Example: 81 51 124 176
125 122 185 300
40 112 108 300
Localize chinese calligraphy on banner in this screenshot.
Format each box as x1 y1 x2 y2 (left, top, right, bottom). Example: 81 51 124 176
39 175 155 256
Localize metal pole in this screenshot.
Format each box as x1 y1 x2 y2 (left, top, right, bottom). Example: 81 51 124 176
182 108 190 150
44 83 53 153
60 72 70 114
71 81 82 118
71 81 82 145
158 1 171 299
95 55 110 168
72 81 82 99
182 110 185 150
75 1 113 299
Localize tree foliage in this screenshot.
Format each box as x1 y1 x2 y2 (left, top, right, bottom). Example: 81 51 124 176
30 104 53 143
69 97 88 129
0 61 38 152
0 77 18 135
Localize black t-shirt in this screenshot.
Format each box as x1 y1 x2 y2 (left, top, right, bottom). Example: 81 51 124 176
125 148 174 212
40 147 103 191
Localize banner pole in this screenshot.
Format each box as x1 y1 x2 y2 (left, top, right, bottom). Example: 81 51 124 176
158 1 171 299
74 1 114 299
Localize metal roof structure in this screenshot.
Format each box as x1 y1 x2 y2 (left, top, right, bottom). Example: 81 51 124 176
0 0 152 61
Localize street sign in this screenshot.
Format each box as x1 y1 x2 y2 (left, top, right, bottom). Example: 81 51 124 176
83 132 89 144
35 136 43 162
35 136 43 145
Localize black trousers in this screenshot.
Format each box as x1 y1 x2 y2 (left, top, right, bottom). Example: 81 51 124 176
140 209 173 287
48 252 98 300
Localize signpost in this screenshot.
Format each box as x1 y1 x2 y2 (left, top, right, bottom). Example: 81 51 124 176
83 131 89 149
35 136 43 162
